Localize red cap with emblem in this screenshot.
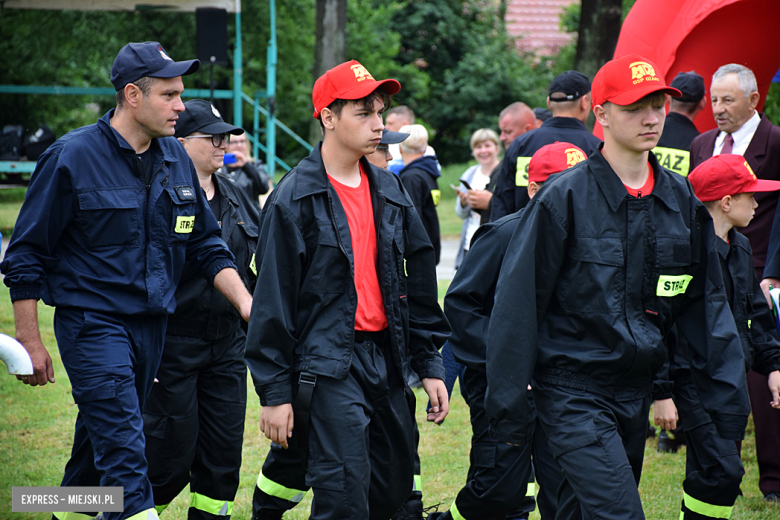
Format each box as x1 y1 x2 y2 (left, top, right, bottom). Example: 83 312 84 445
591 54 681 107
528 142 587 183
689 154 780 202
312 60 401 118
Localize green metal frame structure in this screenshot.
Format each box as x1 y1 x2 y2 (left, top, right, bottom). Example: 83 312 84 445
0 0 312 183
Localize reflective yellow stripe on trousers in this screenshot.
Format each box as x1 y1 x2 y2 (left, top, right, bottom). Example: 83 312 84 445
53 513 95 520
257 470 307 503
190 492 232 516
682 492 733 519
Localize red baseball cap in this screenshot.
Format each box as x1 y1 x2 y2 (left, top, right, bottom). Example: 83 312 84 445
312 60 401 118
591 54 681 107
689 154 780 202
528 142 587 183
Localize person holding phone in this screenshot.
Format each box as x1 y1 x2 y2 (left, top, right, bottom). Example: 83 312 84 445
222 131 271 210
454 128 501 270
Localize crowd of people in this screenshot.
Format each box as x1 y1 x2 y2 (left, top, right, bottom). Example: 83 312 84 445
3 39 780 520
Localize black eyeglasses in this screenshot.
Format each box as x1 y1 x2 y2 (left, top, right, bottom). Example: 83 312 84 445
184 133 232 147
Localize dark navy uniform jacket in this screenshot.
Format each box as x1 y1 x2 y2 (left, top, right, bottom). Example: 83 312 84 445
1 110 235 315
166 173 259 339
652 112 700 177
485 148 750 444
444 212 523 374
489 117 602 221
245 145 449 407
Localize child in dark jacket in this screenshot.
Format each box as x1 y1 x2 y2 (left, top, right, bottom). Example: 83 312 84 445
656 154 780 519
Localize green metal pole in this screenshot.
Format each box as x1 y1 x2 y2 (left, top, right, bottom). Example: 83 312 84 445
233 0 243 129
266 0 277 179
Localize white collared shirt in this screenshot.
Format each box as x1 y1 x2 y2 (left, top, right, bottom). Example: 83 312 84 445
713 110 761 156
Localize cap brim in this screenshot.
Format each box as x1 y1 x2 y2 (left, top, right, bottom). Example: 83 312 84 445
608 85 682 106
149 59 200 79
749 179 780 193
381 130 409 145
198 121 244 135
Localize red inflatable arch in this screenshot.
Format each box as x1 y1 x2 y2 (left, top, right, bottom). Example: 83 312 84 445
595 0 780 136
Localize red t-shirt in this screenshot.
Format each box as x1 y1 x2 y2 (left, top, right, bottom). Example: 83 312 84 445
624 162 655 198
328 167 388 332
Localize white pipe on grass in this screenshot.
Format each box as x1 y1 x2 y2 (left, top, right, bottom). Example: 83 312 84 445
0 333 33 375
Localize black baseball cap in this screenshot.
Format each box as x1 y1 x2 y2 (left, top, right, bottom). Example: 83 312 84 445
174 100 244 138
534 107 552 122
379 129 409 145
670 71 705 103
111 41 199 91
549 71 591 102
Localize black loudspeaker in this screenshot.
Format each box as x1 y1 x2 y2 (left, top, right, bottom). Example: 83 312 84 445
196 8 228 65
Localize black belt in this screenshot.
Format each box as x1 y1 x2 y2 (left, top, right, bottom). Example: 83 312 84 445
354 329 389 343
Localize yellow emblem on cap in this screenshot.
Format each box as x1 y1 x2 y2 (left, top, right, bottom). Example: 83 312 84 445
565 148 586 167
629 61 659 84
175 215 195 233
350 64 374 83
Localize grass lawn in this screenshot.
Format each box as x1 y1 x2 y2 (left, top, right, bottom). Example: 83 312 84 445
1 281 778 519
0 188 26 237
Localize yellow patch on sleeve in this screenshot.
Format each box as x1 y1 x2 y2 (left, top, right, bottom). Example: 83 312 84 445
175 215 195 233
515 157 532 187
431 189 441 206
249 253 257 275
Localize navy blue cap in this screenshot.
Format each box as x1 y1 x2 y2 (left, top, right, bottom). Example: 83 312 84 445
175 100 244 138
671 71 705 103
549 70 591 101
111 41 199 91
380 129 409 145
534 107 552 122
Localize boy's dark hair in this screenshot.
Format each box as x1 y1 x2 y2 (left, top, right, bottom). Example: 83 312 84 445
116 76 157 108
318 89 391 133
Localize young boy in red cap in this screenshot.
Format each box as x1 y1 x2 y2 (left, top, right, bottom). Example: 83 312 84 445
655 154 780 519
432 142 586 520
485 54 751 519
244 60 449 520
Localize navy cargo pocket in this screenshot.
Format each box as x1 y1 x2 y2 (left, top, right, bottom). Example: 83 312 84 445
305 461 345 492
76 187 141 248
165 186 197 242
545 415 600 459
472 443 497 469
71 375 135 453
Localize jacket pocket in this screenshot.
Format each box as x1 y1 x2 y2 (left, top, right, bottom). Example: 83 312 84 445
165 186 198 242
301 226 347 294
560 236 624 312
76 187 140 248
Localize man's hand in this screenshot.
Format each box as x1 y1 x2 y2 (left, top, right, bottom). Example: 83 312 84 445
466 190 493 211
760 277 780 307
13 299 55 386
653 399 678 430
768 371 780 409
260 403 294 448
421 377 449 424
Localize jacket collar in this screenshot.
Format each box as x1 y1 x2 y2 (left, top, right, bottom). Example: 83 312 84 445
542 116 590 131
589 144 680 213
98 109 180 164
717 228 751 259
292 143 411 206
213 173 240 207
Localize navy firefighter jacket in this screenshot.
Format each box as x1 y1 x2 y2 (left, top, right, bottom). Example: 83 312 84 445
245 144 449 407
1 110 235 315
485 148 750 444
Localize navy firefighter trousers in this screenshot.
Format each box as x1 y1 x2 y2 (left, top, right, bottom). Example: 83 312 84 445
53 308 166 520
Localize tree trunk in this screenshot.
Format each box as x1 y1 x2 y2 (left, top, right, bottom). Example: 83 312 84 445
309 0 347 145
574 0 623 80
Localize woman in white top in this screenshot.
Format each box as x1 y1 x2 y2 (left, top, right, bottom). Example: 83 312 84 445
454 128 501 269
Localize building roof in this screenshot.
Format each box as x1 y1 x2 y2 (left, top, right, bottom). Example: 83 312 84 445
505 0 578 55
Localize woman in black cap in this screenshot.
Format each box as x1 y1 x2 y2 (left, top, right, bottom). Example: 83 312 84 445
144 99 259 520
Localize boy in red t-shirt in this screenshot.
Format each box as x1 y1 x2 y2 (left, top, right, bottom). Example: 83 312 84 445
245 60 449 520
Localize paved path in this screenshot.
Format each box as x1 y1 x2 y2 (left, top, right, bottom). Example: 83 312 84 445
437 238 459 281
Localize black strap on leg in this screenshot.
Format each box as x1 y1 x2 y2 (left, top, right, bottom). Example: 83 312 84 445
293 372 317 470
